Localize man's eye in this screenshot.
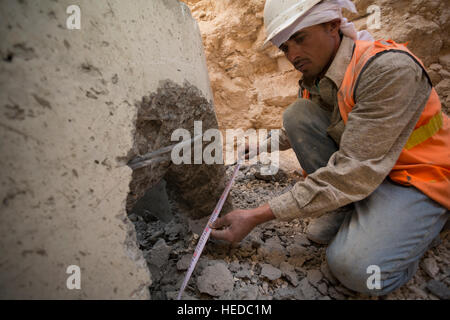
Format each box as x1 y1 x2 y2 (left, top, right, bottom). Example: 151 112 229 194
294 37 304 44
280 46 288 53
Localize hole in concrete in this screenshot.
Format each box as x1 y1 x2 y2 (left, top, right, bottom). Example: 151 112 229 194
125 79 232 300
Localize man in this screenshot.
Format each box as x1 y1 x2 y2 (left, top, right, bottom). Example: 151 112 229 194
210 0 449 296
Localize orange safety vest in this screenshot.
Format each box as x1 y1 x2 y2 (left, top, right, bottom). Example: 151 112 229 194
302 39 450 209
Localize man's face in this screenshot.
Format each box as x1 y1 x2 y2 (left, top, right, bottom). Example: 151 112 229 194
279 21 341 80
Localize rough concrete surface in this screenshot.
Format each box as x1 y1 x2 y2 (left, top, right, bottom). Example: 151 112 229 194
0 0 216 299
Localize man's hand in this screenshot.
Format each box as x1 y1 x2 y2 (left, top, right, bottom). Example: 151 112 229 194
210 203 275 243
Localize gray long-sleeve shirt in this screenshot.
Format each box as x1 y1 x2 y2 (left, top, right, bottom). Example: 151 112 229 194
268 36 433 221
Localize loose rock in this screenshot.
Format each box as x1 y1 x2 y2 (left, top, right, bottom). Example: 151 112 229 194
196 262 234 297
260 263 282 281
236 269 253 279
287 244 307 256
408 285 428 299
307 269 323 287
176 254 192 271
257 237 287 267
421 257 440 278
317 283 328 295
298 278 321 300
426 280 450 300
280 262 299 286
147 239 171 268
224 284 259 300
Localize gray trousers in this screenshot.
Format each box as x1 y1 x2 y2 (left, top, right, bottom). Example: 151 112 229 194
283 99 449 296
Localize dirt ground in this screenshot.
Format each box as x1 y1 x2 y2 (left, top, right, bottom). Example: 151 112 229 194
131 152 449 300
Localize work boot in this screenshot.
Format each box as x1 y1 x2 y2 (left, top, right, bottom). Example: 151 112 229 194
306 205 354 245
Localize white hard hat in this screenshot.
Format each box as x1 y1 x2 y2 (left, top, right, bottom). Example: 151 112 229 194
263 0 323 48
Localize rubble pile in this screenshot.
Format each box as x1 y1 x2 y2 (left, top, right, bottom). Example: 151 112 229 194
131 158 450 300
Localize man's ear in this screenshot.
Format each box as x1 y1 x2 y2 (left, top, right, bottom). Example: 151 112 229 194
326 19 341 35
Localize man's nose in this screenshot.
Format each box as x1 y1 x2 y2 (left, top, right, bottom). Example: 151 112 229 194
286 44 302 63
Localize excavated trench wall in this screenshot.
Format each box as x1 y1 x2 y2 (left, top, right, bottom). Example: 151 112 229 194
0 0 225 299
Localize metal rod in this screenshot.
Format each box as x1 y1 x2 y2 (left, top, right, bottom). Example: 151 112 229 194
128 134 203 166
129 155 170 170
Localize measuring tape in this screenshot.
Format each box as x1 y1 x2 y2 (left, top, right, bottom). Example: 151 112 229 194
176 159 243 300
176 133 273 300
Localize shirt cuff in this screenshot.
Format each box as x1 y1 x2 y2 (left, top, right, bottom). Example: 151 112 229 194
268 190 304 222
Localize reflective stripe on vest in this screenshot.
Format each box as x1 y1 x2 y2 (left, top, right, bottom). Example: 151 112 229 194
337 39 450 209
405 111 443 150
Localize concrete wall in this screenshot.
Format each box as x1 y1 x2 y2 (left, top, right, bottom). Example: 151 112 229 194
0 0 213 299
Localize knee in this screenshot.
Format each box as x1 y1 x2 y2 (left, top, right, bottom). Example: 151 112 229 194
282 99 312 132
326 246 364 293
326 245 391 296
